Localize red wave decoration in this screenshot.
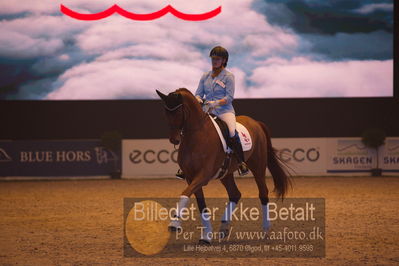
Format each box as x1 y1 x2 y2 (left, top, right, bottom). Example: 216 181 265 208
60 4 221 21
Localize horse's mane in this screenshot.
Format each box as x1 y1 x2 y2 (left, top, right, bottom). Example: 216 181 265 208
175 88 198 105
175 88 195 99
175 88 204 115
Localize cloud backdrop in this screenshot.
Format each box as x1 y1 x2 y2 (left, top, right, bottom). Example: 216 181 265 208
0 0 393 100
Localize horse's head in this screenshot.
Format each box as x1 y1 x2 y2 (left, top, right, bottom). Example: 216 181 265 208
156 89 185 145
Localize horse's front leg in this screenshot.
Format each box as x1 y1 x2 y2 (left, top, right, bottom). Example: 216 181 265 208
168 174 212 244
168 195 190 232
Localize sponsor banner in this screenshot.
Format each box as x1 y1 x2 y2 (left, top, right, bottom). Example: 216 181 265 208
271 138 326 175
326 138 374 173
122 138 329 178
122 139 179 178
326 137 399 174
0 140 119 177
123 138 399 178
381 137 399 172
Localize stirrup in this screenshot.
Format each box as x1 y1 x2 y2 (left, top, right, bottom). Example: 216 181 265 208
176 169 185 180
238 162 249 176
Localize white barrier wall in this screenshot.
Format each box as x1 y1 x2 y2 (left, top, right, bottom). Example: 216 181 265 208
122 138 399 178
382 138 399 173
122 139 179 178
271 138 327 176
326 138 375 174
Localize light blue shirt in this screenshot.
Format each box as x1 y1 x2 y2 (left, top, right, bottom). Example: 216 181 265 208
195 69 235 115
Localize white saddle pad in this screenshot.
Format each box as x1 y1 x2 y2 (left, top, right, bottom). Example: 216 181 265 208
209 115 253 152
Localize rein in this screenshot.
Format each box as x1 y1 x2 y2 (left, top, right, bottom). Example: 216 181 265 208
164 99 208 141
164 104 183 112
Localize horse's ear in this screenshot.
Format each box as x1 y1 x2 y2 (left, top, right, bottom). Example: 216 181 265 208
156 90 167 101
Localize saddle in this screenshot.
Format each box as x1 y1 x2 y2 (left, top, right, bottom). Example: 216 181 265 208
207 114 230 179
209 114 230 146
209 114 252 153
208 114 253 179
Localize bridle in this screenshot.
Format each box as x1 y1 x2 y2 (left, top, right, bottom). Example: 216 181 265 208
163 94 208 141
164 104 183 112
164 102 186 133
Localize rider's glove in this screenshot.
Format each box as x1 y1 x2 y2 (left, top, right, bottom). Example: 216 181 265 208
195 95 203 104
207 100 219 108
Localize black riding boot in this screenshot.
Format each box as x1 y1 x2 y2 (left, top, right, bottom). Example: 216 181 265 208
228 132 249 176
176 169 185 180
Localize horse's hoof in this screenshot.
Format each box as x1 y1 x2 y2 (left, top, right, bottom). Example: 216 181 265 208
168 225 182 232
263 222 271 232
198 239 211 245
219 229 229 239
219 222 230 239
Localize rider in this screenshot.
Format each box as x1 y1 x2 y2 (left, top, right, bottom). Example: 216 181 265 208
176 46 249 179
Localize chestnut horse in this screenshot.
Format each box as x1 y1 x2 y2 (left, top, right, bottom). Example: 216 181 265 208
156 88 291 244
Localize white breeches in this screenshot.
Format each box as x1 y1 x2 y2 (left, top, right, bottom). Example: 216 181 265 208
218 112 236 137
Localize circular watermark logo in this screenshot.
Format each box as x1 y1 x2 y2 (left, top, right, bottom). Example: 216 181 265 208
125 200 171 255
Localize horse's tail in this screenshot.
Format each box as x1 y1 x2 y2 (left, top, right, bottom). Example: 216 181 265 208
258 121 292 199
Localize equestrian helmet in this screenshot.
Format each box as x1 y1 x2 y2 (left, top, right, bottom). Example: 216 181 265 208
210 46 229 67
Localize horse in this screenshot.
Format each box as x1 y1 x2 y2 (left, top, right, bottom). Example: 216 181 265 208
156 88 291 244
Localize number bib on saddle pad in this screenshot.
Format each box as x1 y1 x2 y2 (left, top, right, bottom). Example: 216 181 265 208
209 115 253 152
236 123 252 151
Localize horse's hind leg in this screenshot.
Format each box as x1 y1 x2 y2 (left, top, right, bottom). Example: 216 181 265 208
194 188 213 244
219 174 241 238
247 157 271 231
